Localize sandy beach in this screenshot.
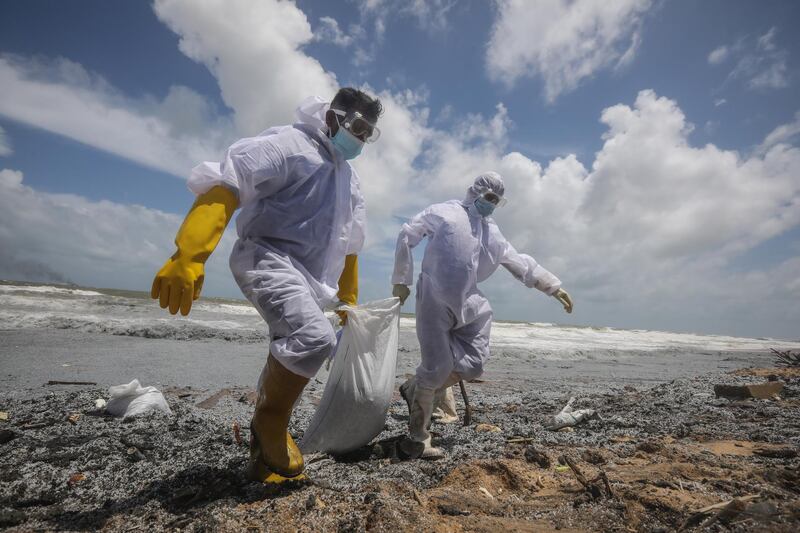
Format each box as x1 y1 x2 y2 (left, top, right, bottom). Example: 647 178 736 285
1 282 799 531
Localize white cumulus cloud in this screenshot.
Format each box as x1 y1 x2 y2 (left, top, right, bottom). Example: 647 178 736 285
579 90 800 260
375 89 800 335
0 55 230 178
486 0 652 102
0 168 237 295
153 0 339 135
0 0 343 177
0 125 11 156
315 16 354 47
759 111 800 153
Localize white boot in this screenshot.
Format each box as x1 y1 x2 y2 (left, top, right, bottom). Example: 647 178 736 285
402 386 444 460
432 386 459 424
401 375 453 425
399 376 416 415
432 372 461 424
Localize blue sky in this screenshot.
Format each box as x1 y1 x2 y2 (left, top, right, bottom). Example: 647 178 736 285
1 0 799 339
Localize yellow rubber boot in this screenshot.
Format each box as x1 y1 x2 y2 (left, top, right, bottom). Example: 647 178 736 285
335 254 358 325
248 355 309 480
151 186 238 315
248 424 307 485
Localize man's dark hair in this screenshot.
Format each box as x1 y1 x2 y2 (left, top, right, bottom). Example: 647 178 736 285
331 87 383 122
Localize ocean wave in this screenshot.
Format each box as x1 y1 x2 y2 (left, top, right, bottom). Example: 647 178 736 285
191 302 260 316
490 320 798 354
2 282 798 356
0 284 103 297
0 311 267 343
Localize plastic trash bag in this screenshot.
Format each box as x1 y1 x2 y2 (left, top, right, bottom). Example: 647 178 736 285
545 397 599 431
300 298 401 454
106 379 172 419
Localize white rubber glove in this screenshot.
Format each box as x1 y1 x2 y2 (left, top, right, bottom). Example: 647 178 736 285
553 288 573 314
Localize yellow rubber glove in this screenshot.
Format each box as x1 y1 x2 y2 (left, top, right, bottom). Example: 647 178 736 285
336 255 358 325
151 186 238 316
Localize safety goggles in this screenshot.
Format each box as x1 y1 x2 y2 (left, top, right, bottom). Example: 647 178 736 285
476 187 507 207
331 108 381 143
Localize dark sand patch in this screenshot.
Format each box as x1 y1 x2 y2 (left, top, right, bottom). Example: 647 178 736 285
1 367 799 532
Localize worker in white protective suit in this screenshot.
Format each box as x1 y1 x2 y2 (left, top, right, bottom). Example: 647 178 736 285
391 172 573 459
151 88 383 483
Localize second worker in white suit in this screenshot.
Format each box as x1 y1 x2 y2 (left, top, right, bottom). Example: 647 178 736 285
391 172 573 459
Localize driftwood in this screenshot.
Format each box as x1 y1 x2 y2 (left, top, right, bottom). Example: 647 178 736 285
559 455 615 500
458 380 471 426
678 495 759 531
196 388 233 409
771 348 800 367
507 437 537 444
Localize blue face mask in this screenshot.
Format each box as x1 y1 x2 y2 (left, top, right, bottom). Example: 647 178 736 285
474 197 496 217
330 127 364 160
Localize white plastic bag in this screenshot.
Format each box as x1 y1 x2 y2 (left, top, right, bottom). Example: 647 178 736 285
106 379 172 419
300 298 401 454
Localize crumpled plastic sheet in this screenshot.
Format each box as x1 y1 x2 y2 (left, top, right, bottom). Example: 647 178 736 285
105 379 172 419
545 396 599 430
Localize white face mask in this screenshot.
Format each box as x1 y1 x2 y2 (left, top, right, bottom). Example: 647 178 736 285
330 127 364 159
473 196 496 217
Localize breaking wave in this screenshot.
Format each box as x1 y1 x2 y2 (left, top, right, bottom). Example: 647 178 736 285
1 282 798 356
0 310 267 342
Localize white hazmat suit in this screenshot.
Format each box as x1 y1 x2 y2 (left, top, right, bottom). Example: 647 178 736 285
187 96 366 379
393 172 562 454
393 172 561 389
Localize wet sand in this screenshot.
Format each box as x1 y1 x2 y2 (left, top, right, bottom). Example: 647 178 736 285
0 324 778 398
